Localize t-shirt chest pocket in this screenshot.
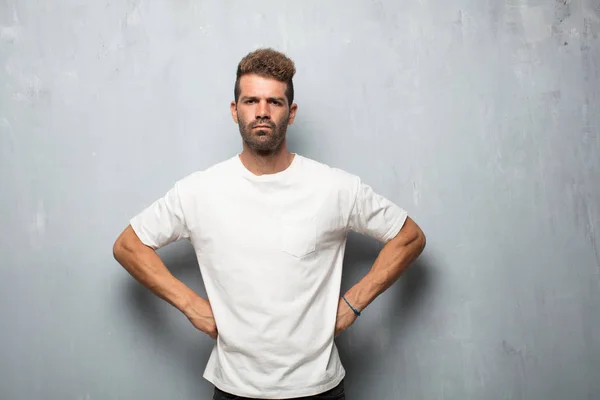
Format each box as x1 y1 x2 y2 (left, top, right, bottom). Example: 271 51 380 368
280 215 317 258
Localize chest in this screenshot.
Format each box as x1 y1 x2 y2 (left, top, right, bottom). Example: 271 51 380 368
186 182 349 259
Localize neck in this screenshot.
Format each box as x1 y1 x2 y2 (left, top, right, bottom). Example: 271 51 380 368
239 142 294 176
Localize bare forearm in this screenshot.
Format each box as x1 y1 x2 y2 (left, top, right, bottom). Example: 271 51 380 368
113 227 198 315
344 218 426 312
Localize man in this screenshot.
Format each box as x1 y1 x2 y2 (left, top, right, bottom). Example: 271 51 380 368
113 48 426 400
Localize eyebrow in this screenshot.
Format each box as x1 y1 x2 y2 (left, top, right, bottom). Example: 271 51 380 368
241 96 285 103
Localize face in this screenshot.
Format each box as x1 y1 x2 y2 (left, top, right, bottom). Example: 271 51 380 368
231 74 298 153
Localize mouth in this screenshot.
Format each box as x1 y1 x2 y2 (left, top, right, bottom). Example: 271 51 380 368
253 125 273 129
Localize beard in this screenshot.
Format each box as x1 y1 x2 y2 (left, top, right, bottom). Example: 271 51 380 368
237 114 289 152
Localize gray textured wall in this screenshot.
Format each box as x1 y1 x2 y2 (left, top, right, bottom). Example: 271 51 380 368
1 1 599 399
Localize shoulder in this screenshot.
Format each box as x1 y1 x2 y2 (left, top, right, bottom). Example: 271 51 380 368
297 155 357 180
298 155 361 187
173 155 238 193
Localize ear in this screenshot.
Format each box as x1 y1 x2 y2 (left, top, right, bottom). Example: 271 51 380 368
230 101 239 124
287 103 298 125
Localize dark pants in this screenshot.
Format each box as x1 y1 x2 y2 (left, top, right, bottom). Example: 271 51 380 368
213 379 345 400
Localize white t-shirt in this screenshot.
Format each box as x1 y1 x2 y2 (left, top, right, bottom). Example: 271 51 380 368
129 153 408 399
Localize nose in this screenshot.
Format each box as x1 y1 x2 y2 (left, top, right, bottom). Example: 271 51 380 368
255 100 271 120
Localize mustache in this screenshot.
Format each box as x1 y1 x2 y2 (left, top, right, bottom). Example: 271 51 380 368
249 119 276 129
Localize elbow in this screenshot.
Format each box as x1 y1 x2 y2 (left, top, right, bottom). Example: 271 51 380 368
113 235 126 263
402 217 426 254
414 221 426 249
405 219 426 256
417 229 426 254
113 225 136 263
113 225 153 265
389 220 426 258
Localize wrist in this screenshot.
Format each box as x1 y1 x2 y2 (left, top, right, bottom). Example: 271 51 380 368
342 295 361 316
343 281 378 313
171 282 197 317
180 289 210 319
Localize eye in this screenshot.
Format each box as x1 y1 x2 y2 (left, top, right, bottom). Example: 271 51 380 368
269 99 282 106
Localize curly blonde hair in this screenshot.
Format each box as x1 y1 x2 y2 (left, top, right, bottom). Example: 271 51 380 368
234 48 296 105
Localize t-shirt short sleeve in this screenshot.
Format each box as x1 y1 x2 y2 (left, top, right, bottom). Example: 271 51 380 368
348 178 408 243
129 182 190 250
